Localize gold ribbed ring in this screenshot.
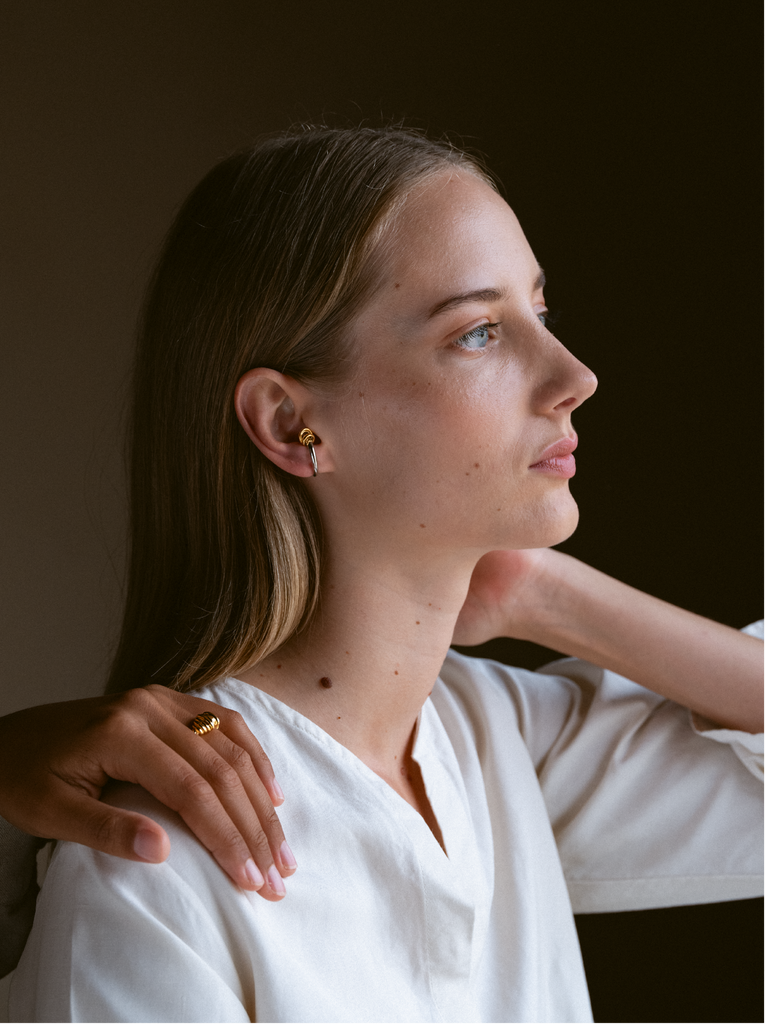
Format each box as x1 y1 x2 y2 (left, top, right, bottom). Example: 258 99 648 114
189 712 221 736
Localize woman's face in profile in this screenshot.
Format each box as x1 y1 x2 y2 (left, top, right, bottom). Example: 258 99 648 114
316 170 598 559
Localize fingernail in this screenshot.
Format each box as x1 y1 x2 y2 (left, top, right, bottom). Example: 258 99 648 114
267 864 286 897
244 858 264 889
280 840 297 870
133 829 164 862
271 780 285 805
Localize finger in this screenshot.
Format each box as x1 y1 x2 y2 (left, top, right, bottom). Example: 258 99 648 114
105 727 281 896
214 709 285 807
36 779 171 863
205 728 296 876
145 687 285 807
56 690 287 899
148 718 293 900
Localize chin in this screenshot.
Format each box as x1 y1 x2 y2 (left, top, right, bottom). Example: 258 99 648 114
549 510 579 547
547 492 580 544
503 491 580 550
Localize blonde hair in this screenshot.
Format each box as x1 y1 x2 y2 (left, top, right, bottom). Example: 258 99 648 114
106 126 492 693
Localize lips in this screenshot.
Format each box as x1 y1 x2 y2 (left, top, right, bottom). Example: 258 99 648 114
530 435 578 466
529 434 578 478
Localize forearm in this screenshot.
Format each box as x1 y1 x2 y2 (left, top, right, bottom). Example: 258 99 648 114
519 551 763 733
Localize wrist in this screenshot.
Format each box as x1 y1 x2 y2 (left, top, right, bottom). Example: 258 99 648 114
510 548 580 646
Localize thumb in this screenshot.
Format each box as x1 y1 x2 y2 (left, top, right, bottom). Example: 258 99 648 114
48 788 171 863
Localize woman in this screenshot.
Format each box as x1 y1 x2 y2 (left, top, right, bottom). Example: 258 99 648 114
10 126 762 1023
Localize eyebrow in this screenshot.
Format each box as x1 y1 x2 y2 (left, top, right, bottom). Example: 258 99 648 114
426 268 547 319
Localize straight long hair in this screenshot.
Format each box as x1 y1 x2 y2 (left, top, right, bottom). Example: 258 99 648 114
106 127 491 694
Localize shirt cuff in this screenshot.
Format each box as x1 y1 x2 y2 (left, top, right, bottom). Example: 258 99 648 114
687 619 764 780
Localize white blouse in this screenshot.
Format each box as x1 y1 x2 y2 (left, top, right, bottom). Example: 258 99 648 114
10 642 763 1024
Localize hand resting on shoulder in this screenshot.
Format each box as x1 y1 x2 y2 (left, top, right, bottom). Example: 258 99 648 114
0 686 296 898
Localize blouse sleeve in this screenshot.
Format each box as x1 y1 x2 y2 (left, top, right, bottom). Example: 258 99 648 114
0 816 45 978
9 789 253 1023
537 661 762 911
442 622 763 914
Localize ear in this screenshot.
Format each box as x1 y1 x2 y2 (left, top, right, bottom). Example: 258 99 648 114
234 369 330 478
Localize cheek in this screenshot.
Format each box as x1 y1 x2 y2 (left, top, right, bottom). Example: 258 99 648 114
332 385 578 553
343 381 484 474
339 380 529 520
334 348 553 536
354 352 525 438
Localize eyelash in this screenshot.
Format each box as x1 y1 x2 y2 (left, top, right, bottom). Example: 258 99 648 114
538 309 558 329
454 321 501 350
453 309 556 351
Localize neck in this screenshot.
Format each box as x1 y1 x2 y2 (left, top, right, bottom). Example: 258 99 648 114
238 549 476 774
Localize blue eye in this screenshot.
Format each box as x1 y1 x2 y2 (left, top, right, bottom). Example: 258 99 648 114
455 322 499 350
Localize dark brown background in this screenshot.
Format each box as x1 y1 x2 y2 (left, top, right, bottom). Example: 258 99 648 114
1 3 761 1019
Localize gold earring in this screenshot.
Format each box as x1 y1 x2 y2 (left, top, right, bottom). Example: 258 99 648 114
298 427 318 477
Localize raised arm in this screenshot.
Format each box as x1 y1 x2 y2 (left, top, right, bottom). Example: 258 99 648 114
454 548 763 734
0 687 295 897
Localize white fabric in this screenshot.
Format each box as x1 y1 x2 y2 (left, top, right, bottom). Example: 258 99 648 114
10 649 763 1024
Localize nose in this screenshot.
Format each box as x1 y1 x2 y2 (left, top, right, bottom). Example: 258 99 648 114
534 337 597 415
